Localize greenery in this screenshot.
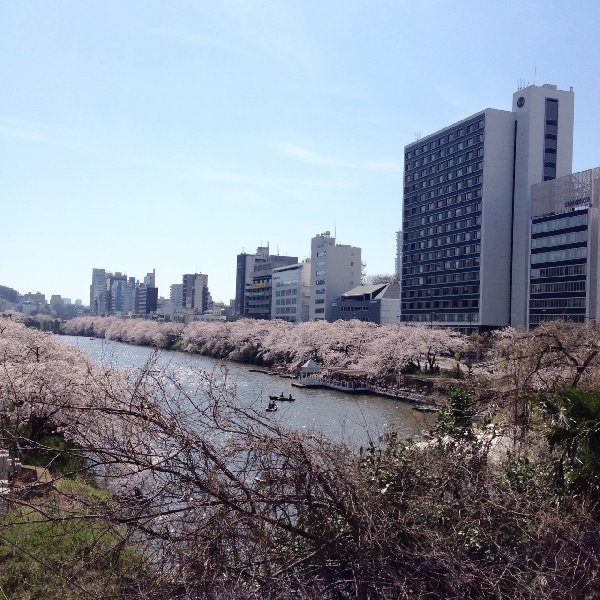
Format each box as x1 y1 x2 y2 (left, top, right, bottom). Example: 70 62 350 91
537 387 600 500
0 481 149 600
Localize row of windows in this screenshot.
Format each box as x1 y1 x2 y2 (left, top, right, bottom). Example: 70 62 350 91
315 299 325 305
531 230 587 249
406 158 483 183
402 299 479 312
405 205 481 229
403 270 480 286
314 308 324 314
407 151 483 179
543 98 558 181
406 175 483 195
405 244 481 263
275 298 297 306
403 299 479 311
274 306 297 314
405 188 481 209
530 297 586 309
404 272 480 286
530 280 586 294
532 212 588 234
405 207 480 233
407 230 481 249
529 314 586 325
404 285 479 298
406 253 481 268
340 306 370 312
530 264 586 279
531 247 587 264
275 288 297 297
404 244 479 264
316 250 327 257
405 122 484 161
315 279 325 286
402 312 480 322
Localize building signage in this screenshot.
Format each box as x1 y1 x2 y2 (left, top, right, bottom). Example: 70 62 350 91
564 196 591 209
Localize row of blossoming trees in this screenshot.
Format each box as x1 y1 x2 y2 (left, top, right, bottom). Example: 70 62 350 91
64 316 468 378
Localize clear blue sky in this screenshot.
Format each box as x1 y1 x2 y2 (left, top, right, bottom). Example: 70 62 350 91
2 1 599 304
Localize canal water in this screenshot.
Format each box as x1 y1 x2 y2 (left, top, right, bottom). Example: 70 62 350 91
59 336 434 446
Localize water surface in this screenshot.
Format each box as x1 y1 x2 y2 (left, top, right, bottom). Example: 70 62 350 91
59 336 434 446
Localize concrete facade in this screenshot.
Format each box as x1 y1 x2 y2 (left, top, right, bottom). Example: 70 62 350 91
309 232 361 322
271 260 311 322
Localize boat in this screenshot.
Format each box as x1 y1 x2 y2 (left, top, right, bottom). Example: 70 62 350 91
266 403 278 412
412 404 440 413
269 394 295 402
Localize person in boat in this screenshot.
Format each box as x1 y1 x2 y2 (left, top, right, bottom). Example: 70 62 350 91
279 392 284 398
268 400 277 410
288 393 293 400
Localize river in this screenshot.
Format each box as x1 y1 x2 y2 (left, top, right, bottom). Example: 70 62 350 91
59 336 435 445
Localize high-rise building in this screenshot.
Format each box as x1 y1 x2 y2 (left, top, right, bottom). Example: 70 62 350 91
182 273 210 314
401 83 574 331
143 269 156 288
107 273 128 314
137 284 158 315
170 284 183 308
528 167 599 327
90 268 107 313
0 286 18 304
309 231 361 322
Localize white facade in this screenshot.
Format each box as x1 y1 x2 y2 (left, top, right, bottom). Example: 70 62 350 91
510 84 575 328
309 232 361 322
395 229 403 280
170 284 183 308
478 108 519 328
271 260 311 322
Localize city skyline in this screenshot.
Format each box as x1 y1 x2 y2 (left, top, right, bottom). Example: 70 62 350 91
2 2 600 303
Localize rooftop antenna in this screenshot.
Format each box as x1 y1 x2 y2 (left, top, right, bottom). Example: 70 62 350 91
534 64 537 85
334 222 337 241
276 243 280 255
414 131 421 141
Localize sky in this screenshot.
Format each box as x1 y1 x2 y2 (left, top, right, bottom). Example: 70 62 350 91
2 1 600 304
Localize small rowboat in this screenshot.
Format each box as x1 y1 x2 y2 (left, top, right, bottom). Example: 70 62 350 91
269 395 295 402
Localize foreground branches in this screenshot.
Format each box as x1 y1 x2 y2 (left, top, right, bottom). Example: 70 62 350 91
2 320 600 598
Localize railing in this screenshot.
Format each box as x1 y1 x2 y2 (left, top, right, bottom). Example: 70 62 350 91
300 375 429 402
